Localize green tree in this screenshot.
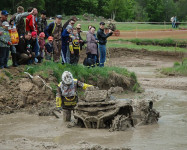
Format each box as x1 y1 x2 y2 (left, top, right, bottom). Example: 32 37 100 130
176 0 187 21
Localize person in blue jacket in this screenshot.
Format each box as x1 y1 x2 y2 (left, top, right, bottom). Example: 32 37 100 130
61 25 72 64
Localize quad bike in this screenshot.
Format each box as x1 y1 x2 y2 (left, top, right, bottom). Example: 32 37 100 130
73 90 160 131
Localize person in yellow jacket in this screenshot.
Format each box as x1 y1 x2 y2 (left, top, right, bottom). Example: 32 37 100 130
69 28 80 65
56 71 93 121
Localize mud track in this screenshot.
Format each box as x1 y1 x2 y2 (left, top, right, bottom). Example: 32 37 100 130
0 48 187 150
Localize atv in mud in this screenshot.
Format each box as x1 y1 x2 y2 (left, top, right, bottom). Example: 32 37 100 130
73 90 160 131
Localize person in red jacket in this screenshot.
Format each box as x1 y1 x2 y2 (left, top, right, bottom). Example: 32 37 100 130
26 7 38 34
26 7 39 63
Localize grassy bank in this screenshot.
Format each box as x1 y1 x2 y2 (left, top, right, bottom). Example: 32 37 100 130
25 61 140 92
110 38 187 47
107 40 187 53
161 59 187 76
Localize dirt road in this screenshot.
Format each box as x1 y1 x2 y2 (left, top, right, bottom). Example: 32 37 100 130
0 49 187 150
110 29 187 40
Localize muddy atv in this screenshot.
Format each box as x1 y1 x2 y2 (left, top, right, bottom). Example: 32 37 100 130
73 90 160 131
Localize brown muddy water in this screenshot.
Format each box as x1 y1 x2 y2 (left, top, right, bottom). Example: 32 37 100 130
0 54 187 150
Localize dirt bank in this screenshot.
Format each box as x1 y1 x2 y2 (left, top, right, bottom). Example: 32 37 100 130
0 71 55 115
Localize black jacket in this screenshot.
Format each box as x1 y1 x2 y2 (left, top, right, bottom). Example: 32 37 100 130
16 37 32 55
97 28 112 45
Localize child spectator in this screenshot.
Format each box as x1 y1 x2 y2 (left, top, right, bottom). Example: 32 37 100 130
9 19 18 67
0 21 11 69
31 31 39 64
69 28 80 65
45 36 53 60
38 32 45 63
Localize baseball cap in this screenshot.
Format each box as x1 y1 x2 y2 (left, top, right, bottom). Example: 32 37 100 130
2 21 9 27
1 10 9 16
100 22 105 25
56 15 62 19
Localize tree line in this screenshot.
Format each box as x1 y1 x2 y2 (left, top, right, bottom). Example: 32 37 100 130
0 0 187 22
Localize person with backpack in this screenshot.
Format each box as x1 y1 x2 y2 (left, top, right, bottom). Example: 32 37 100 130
45 15 63 62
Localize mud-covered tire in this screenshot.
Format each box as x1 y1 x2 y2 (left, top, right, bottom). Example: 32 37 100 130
63 109 71 122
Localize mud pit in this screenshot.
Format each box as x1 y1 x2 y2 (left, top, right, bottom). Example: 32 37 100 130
0 48 187 150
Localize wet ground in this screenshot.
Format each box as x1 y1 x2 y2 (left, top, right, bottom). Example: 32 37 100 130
0 53 187 150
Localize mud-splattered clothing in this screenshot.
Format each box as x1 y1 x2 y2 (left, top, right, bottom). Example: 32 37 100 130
56 79 92 109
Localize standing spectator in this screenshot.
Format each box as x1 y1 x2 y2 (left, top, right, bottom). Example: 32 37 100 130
45 36 53 60
10 6 33 36
37 10 47 34
86 26 98 67
61 25 72 64
38 32 45 63
170 16 174 28
97 22 113 67
26 7 39 61
9 20 18 67
69 28 80 64
0 22 11 69
76 24 84 51
45 15 63 62
174 16 177 28
0 10 8 27
62 16 77 31
26 7 38 34
16 31 35 64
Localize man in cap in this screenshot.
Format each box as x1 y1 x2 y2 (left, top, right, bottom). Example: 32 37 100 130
37 10 47 34
56 71 93 121
0 21 11 69
97 22 113 67
45 15 63 62
0 10 9 36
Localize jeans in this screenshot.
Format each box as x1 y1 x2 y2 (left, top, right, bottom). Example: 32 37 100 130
66 46 70 64
99 44 106 67
33 38 40 59
172 22 175 28
0 47 10 68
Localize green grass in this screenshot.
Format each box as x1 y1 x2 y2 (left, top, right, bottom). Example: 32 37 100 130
161 58 187 76
107 41 187 53
25 61 139 93
46 19 187 31
112 38 187 47
25 61 134 83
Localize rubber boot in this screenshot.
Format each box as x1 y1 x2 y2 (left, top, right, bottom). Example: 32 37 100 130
63 109 71 122
12 53 18 67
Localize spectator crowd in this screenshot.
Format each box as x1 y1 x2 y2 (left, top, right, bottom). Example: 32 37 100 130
0 6 113 69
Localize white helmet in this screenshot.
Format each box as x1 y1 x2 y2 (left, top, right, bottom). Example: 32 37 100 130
62 71 73 85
